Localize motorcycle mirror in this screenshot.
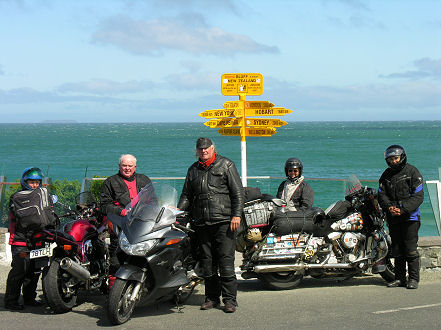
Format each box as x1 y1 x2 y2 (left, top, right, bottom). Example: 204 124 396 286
51 195 58 204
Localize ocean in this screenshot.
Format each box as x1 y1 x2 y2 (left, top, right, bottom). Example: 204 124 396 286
1 121 440 236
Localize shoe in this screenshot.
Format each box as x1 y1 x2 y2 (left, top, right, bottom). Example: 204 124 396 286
224 302 237 313
23 299 43 307
200 300 219 310
5 302 24 310
407 279 419 289
387 280 407 288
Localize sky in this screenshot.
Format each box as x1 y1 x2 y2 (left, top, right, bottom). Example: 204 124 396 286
0 0 440 123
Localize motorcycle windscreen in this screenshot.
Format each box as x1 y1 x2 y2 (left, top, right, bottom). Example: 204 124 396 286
344 174 363 198
121 182 179 244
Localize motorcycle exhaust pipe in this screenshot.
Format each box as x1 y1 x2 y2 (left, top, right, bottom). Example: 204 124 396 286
253 263 355 273
60 257 91 281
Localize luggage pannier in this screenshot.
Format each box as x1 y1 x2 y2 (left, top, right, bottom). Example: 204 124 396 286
243 200 274 228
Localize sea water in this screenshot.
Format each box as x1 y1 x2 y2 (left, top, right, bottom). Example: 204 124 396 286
1 121 440 235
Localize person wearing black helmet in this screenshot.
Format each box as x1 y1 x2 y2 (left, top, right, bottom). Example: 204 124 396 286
378 145 424 289
4 167 56 310
276 158 314 211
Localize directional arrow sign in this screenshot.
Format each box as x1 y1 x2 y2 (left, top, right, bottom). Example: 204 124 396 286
199 109 236 118
223 100 275 109
234 108 293 117
221 73 263 96
245 118 287 127
218 127 277 137
204 118 241 128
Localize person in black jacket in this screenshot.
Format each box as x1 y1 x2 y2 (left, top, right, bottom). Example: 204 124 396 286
178 137 244 313
378 145 424 289
276 158 314 211
100 154 151 285
4 167 56 310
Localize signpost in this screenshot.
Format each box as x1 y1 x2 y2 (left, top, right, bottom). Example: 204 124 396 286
201 73 293 186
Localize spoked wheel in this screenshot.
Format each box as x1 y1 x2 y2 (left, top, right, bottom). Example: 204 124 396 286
107 279 139 325
379 256 395 282
42 259 78 313
258 271 304 290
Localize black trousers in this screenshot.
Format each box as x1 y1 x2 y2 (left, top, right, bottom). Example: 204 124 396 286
196 222 237 305
389 221 420 282
4 246 41 305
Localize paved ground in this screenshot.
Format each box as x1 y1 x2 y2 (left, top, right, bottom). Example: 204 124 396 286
1 255 441 329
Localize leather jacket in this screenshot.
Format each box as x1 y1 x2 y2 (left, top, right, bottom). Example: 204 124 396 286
100 172 151 215
178 155 244 225
276 180 314 210
378 163 424 224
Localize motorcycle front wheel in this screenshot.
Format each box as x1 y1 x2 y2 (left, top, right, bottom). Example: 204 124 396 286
258 271 304 290
379 256 395 282
42 259 78 313
107 279 139 325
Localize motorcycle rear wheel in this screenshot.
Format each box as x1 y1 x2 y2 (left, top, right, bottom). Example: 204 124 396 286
379 257 395 282
107 279 138 325
42 259 78 313
258 271 304 290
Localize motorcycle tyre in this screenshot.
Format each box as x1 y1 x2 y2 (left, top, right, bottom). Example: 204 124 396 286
379 257 395 282
107 279 138 325
257 271 304 290
42 259 77 313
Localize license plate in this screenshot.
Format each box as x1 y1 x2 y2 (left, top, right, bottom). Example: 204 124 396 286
30 246 52 259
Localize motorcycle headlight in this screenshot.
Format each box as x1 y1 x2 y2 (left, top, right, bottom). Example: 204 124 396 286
119 232 159 256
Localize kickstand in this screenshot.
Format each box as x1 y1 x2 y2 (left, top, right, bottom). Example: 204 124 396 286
174 297 185 313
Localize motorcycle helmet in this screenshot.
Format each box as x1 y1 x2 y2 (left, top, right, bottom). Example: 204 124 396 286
20 167 43 190
384 145 407 170
284 158 303 179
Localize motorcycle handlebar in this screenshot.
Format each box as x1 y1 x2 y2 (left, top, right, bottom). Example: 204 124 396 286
173 222 195 234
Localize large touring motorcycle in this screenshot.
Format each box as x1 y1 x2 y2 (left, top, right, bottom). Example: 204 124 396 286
237 175 395 290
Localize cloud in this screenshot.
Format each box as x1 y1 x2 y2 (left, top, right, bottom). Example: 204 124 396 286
163 71 218 90
91 14 279 56
57 79 155 95
381 58 441 80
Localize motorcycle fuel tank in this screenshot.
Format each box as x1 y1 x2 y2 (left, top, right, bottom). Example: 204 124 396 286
64 219 97 242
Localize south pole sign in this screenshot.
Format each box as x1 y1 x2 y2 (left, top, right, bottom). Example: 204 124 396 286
199 73 293 187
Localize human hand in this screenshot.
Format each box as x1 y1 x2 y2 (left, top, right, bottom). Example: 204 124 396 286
230 216 241 231
388 206 402 216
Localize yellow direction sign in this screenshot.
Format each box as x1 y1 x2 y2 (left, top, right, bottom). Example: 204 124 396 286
234 107 292 117
245 118 287 127
223 100 275 109
204 118 241 128
199 109 236 118
218 127 276 137
221 73 263 96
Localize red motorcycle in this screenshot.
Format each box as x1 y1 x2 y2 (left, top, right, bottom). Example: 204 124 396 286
38 191 109 313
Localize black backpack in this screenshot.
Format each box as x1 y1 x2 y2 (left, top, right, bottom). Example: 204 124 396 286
11 187 57 230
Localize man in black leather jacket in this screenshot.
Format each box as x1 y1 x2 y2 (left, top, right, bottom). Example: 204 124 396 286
100 154 151 284
378 145 424 289
178 137 244 313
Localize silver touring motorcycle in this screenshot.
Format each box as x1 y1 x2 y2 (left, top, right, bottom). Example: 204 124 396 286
106 183 201 325
237 174 395 290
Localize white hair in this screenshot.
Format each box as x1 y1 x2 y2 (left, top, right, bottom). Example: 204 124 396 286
119 154 137 165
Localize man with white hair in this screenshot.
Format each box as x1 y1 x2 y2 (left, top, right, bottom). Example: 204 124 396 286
100 154 151 286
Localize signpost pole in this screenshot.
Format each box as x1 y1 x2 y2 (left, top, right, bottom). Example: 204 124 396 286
239 93 247 187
